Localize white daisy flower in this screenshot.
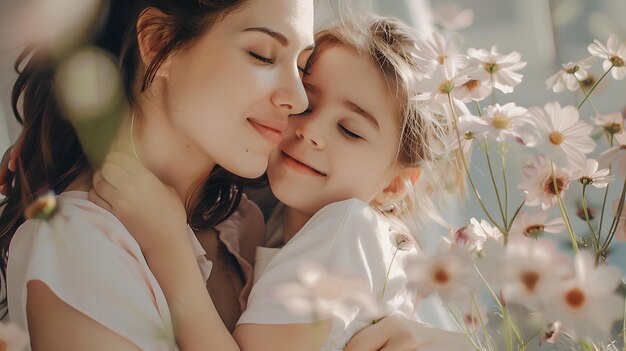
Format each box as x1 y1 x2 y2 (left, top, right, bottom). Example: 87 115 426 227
275 262 380 320
519 155 572 210
587 33 626 80
569 158 613 188
448 114 489 153
509 210 565 239
414 61 468 106
406 242 477 303
540 252 624 341
412 32 467 77
431 3 474 31
527 101 595 167
481 103 532 144
452 78 492 103
465 46 527 94
484 238 570 309
598 132 626 178
593 112 624 136
448 217 502 253
545 57 594 93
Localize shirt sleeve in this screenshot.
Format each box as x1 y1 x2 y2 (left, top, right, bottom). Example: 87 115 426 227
7 211 176 351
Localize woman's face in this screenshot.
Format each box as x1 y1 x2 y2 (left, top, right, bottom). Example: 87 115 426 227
162 0 315 179
267 45 403 216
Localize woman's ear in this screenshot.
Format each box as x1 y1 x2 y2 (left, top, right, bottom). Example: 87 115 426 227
373 167 420 205
136 7 174 78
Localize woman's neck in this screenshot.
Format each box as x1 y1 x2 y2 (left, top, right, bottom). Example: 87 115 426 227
111 98 216 203
282 206 312 244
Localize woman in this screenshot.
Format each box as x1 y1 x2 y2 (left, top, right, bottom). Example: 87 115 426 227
1 0 313 349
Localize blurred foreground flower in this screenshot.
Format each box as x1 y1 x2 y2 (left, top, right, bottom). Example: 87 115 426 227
23 191 57 220
519 155 571 210
274 263 380 320
0 321 29 351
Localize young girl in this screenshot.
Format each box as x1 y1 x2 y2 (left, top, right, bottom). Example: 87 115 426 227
97 16 468 350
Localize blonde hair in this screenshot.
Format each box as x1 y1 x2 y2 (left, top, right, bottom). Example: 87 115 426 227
309 16 463 226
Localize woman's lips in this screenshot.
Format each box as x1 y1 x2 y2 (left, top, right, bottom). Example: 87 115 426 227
280 151 327 176
248 118 286 144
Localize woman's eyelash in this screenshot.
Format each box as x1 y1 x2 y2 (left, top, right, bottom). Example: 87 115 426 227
249 52 273 64
339 125 362 140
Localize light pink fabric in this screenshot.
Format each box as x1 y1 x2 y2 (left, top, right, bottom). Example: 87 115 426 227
214 195 266 311
7 191 211 351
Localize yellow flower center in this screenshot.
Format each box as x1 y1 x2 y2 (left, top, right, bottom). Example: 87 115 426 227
564 288 586 309
484 63 499 74
549 131 565 145
491 114 511 130
520 271 540 292
605 122 623 135
438 80 455 94
610 55 625 67
437 55 447 65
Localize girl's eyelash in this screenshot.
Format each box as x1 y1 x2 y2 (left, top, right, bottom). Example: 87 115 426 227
339 125 362 140
249 52 273 64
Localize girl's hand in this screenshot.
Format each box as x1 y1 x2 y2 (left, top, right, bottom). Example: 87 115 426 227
89 152 188 257
346 315 471 351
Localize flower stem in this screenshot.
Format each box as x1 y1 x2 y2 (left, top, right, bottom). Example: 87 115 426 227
447 94 506 234
600 179 626 254
551 161 578 255
507 201 525 233
380 248 399 302
483 141 507 228
499 143 509 226
577 65 613 110
599 136 615 237
581 185 599 252
502 305 514 351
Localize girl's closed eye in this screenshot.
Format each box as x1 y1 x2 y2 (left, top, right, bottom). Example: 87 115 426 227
339 124 362 140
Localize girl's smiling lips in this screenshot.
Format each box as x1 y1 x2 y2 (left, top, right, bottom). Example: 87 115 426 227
280 150 327 176
248 118 288 144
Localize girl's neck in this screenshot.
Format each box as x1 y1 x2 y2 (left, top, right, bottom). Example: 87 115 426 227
282 206 312 244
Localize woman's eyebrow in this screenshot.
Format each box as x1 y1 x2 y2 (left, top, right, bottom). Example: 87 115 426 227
244 27 289 46
244 27 315 52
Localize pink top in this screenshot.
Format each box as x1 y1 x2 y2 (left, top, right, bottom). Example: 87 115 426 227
7 191 212 351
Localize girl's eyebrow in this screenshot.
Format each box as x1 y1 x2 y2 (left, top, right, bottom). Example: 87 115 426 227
343 100 380 131
244 27 315 52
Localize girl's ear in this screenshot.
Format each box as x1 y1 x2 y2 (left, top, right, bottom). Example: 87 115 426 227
136 7 174 78
373 167 420 205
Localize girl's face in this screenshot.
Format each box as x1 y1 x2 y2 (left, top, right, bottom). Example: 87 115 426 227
267 45 404 216
160 0 315 179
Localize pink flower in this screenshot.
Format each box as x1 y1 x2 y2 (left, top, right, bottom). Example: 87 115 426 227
587 34 626 80
527 101 595 167
509 211 565 239
519 155 572 210
598 132 626 178
481 103 532 144
545 57 594 93
466 46 527 93
406 242 477 303
274 262 380 320
569 158 613 188
452 77 492 103
540 252 624 341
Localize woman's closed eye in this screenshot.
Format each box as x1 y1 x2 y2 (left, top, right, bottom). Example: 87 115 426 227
249 51 274 64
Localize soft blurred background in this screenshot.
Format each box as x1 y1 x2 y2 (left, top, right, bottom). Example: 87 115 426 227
1 0 626 348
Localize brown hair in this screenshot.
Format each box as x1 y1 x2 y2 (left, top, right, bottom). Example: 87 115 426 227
309 16 463 224
0 0 263 313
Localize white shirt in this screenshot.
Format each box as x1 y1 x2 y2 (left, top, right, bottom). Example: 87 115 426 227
238 199 419 351
7 191 212 351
